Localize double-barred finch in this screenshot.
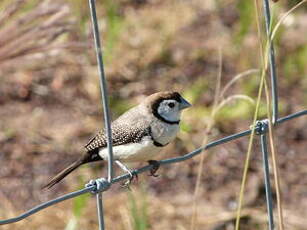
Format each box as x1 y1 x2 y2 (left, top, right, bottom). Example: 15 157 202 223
43 91 191 189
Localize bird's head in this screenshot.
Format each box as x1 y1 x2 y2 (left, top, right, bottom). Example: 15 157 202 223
145 91 191 124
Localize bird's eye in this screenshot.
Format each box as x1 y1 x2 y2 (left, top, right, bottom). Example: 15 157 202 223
168 102 175 108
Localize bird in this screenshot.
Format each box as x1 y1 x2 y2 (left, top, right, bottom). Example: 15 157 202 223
43 91 191 189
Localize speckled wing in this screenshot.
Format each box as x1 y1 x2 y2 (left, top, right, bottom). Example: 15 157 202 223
84 105 152 153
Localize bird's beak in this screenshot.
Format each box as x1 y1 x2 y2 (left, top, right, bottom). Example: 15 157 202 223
179 97 192 110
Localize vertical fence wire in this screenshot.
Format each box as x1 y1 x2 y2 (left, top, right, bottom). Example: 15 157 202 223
96 193 105 230
261 1 279 229
89 0 113 229
260 131 274 230
88 0 114 182
262 0 278 124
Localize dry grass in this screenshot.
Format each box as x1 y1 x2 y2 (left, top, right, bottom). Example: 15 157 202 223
0 0 75 72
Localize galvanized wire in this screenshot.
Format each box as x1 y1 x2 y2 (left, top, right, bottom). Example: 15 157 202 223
259 1 281 228
276 109 307 124
259 122 274 230
89 0 114 183
88 1 113 229
96 193 105 230
0 187 92 225
263 0 278 124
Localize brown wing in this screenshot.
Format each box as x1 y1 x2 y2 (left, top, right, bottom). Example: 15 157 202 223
84 105 152 152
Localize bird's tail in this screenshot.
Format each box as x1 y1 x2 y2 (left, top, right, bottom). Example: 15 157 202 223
42 160 83 189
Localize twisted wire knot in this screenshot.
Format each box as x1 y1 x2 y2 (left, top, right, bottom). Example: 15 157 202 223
255 119 269 135
85 178 111 194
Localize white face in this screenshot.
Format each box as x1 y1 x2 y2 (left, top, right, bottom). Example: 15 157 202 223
157 99 182 122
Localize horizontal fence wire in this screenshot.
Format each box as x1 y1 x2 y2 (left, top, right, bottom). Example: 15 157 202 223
0 109 305 225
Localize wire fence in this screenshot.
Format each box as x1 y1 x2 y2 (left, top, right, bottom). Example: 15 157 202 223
0 0 306 229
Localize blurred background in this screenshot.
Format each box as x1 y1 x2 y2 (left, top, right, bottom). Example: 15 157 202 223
0 0 306 229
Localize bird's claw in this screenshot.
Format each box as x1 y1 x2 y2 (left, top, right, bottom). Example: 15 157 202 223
121 170 138 188
148 160 160 177
115 160 138 188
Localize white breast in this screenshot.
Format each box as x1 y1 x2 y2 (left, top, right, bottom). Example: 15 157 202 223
150 121 179 146
98 136 161 162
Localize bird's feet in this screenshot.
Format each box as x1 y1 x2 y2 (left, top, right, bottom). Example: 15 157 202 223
148 160 160 177
122 170 138 188
115 160 138 188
